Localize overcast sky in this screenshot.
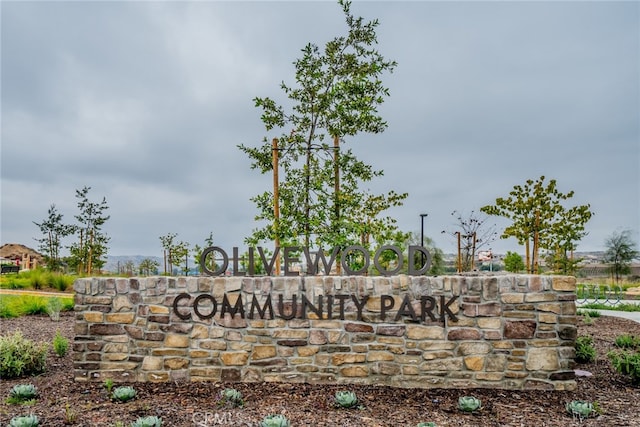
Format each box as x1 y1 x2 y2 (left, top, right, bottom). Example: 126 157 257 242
1 1 638 258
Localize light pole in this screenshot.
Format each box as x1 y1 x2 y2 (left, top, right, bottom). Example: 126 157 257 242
420 213 428 268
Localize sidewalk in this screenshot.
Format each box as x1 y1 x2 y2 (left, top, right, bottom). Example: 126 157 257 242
576 300 640 324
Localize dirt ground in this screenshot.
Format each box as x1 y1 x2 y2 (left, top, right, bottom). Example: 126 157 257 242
0 313 639 427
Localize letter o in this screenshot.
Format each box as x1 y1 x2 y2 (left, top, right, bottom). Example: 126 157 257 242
173 293 192 320
341 245 369 275
193 294 217 320
200 246 229 276
374 245 404 276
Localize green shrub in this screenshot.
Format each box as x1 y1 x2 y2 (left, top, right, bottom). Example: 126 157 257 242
50 274 73 292
112 386 137 402
335 390 359 408
53 330 69 357
219 388 244 407
575 336 596 363
7 384 38 404
8 414 39 427
20 296 49 316
608 350 640 384
458 396 482 412
417 423 437 427
260 414 290 427
566 400 595 420
131 416 162 427
47 298 63 321
0 331 48 378
615 334 640 349
28 271 46 290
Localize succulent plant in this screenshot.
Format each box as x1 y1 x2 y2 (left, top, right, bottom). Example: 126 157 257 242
566 400 594 419
9 414 39 427
457 396 482 412
335 390 359 408
221 387 244 407
130 415 162 427
260 414 291 427
417 423 437 427
112 386 137 403
9 384 38 401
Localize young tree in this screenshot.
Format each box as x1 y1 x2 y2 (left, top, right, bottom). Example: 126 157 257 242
138 258 160 276
443 210 497 272
68 186 110 275
33 204 74 271
239 0 404 251
481 176 593 274
159 233 177 275
193 232 215 274
168 240 190 276
604 229 639 283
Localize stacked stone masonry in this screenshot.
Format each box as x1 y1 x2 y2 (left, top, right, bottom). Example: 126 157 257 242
73 274 577 390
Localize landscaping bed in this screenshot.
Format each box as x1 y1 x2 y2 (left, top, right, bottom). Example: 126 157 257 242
0 313 639 426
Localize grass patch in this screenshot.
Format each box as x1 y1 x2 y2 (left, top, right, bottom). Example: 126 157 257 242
0 294 74 318
579 303 640 312
0 269 75 292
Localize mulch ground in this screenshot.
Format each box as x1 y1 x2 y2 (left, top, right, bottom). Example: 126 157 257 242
0 313 639 427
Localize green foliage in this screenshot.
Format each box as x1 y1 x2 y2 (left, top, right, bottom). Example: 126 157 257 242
7 384 38 404
417 423 437 427
33 204 74 271
481 176 593 274
615 334 640 349
130 416 162 427
8 414 39 427
260 414 290 427
138 258 160 276
0 331 48 378
579 302 640 312
50 274 73 291
219 388 244 407
335 390 359 408
112 386 137 403
0 294 72 318
566 400 595 420
503 251 525 273
53 330 69 357
608 350 640 383
577 309 601 318
458 396 482 412
575 336 596 363
604 229 639 283
104 378 114 393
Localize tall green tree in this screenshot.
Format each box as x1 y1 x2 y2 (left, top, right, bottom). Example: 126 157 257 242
480 176 593 274
68 186 110 275
239 0 405 251
604 229 639 283
33 204 74 271
503 251 525 273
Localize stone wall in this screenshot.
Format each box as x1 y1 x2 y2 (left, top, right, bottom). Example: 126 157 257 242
73 274 577 390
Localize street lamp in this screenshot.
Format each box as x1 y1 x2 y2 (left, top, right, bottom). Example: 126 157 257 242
420 213 428 268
